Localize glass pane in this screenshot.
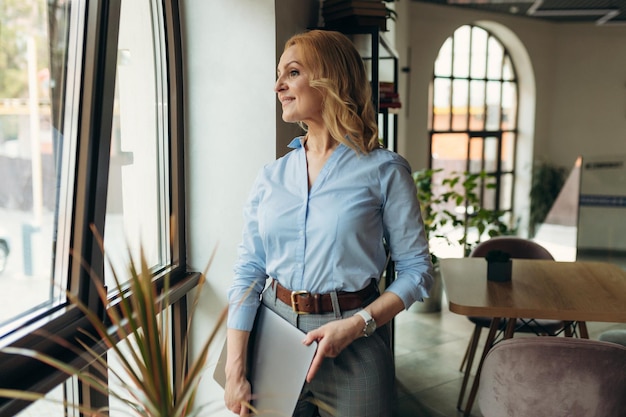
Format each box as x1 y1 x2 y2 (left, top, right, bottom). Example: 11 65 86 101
482 178 497 211
469 80 485 131
470 26 487 79
483 136 499 173
104 0 170 284
502 55 514 81
485 81 502 131
431 133 468 170
451 79 468 131
453 25 470 78
0 0 75 326
501 81 517 129
486 37 503 79
434 37 452 77
432 78 451 131
501 132 516 172
499 173 514 210
468 137 483 173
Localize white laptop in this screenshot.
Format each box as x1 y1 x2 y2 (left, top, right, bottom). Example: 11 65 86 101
213 304 318 417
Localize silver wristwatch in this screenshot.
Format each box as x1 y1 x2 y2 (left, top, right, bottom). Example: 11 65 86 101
355 309 377 337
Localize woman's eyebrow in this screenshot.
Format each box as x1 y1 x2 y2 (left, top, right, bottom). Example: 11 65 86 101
277 60 301 74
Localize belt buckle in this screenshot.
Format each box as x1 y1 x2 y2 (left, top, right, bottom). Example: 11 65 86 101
290 290 310 315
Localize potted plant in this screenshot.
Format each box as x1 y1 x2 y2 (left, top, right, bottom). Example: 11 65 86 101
485 249 512 282
0 242 226 416
410 168 517 312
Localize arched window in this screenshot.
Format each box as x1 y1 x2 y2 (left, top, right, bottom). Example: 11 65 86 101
429 24 518 220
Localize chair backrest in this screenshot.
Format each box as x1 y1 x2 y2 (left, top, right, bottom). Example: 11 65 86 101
599 329 626 347
477 337 626 417
470 236 554 260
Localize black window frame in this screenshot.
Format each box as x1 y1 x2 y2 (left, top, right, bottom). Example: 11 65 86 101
428 24 519 218
0 0 195 414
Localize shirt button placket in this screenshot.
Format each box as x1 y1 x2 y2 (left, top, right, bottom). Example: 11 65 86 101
296 198 308 288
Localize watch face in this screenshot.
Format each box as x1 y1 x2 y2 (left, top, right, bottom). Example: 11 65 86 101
357 310 377 337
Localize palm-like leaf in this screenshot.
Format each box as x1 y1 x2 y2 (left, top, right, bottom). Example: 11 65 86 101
0 235 225 417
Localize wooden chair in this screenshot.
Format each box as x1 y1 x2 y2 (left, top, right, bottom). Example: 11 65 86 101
477 337 626 417
457 236 586 416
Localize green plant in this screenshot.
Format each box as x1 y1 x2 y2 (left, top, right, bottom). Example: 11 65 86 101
529 160 567 237
413 168 517 258
0 236 226 416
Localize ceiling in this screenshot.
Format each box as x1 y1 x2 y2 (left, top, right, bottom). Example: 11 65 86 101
411 0 626 25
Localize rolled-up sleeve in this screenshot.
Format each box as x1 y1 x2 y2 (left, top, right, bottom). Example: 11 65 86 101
227 173 269 331
379 156 434 309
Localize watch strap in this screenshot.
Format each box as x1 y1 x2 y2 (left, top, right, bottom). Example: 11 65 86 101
355 309 376 337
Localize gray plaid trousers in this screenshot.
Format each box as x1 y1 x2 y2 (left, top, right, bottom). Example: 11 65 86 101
262 284 395 417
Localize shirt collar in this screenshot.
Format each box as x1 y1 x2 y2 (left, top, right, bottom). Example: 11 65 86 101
287 136 347 152
288 136 306 149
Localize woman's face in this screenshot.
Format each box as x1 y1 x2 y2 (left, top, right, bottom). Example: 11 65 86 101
275 45 323 125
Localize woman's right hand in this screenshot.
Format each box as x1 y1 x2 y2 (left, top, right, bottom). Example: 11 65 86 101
225 374 252 416
224 328 252 416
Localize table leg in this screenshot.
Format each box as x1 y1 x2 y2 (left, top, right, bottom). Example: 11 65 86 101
564 321 589 338
456 325 482 410
564 321 573 337
462 317 502 417
504 317 516 339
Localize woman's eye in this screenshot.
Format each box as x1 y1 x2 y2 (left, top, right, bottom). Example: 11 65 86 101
289 70 299 77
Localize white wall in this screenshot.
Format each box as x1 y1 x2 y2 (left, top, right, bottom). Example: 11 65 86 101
549 25 626 167
181 0 323 413
181 0 276 414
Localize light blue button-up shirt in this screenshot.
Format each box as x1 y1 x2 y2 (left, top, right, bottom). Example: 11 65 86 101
228 137 433 330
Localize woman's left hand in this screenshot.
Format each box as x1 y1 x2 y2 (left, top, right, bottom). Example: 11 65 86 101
302 314 363 382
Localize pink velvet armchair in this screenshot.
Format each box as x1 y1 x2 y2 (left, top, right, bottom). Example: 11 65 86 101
477 337 626 417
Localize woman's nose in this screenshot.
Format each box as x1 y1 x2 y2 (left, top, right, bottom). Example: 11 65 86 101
274 77 286 93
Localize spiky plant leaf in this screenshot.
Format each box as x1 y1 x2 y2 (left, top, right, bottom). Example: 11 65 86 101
0 232 225 417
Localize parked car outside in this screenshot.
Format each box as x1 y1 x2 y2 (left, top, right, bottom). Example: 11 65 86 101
0 227 10 274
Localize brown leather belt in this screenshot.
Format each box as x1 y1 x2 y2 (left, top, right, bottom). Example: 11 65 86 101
272 279 378 314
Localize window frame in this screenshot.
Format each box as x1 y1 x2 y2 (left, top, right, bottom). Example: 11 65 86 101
0 0 193 414
428 24 519 218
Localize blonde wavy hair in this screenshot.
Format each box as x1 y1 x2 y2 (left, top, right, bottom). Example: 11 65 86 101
284 30 380 154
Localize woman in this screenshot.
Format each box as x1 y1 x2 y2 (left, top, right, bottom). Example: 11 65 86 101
224 29 433 417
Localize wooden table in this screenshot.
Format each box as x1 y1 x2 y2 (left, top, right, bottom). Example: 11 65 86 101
440 258 626 416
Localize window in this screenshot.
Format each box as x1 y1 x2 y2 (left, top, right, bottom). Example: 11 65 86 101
429 25 518 221
0 0 71 329
105 0 171 282
0 0 191 415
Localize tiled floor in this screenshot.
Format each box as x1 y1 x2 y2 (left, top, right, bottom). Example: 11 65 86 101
391 297 625 417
